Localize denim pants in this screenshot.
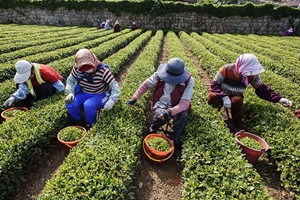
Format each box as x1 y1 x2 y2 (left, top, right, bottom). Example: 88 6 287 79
66 91 109 126
149 107 188 145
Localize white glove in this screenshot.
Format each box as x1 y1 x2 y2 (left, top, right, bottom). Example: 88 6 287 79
4 97 15 107
65 94 74 104
279 98 292 107
222 96 231 108
103 99 115 111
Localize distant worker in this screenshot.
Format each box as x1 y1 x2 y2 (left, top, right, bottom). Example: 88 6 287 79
131 21 138 30
281 27 293 36
99 21 105 29
113 20 121 33
104 19 111 30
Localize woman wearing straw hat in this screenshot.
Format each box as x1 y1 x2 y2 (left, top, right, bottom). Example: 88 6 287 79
127 58 194 157
207 53 292 133
3 60 64 108
64 48 120 128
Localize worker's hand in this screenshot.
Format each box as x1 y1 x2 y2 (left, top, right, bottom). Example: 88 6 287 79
104 99 115 111
159 109 171 121
65 94 74 104
279 98 292 107
127 99 136 106
3 97 15 107
222 96 231 108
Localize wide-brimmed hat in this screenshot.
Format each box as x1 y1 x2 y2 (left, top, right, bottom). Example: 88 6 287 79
75 49 97 72
14 60 32 83
157 58 189 84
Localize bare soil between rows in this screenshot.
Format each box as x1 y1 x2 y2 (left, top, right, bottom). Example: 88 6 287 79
4 35 295 200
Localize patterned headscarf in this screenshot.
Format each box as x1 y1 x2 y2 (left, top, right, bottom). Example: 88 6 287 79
74 49 100 73
235 54 264 86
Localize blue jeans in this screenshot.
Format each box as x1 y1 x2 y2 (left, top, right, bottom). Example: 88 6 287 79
66 91 109 126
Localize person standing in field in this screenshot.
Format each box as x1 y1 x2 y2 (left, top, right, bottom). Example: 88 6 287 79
3 60 64 108
64 48 120 128
206 53 292 133
127 58 194 157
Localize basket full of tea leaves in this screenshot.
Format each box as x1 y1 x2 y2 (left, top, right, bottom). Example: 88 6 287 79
57 126 87 148
1 107 28 121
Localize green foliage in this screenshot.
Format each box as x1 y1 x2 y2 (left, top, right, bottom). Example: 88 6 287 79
2 108 26 119
151 0 165 15
0 0 299 19
58 126 85 142
147 137 171 152
39 29 164 199
179 30 300 198
238 137 263 150
1 21 300 199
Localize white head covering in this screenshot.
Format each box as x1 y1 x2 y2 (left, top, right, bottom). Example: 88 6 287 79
287 28 293 33
235 54 264 86
14 60 32 83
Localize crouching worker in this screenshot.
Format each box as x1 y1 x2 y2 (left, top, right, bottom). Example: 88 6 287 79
127 58 194 157
3 60 64 108
64 48 120 128
207 53 292 133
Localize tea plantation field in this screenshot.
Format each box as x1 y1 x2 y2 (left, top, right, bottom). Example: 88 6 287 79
0 24 299 199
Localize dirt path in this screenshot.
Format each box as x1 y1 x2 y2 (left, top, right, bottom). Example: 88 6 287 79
130 36 185 200
5 33 294 200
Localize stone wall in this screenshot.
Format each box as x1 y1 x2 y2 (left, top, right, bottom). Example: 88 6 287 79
0 6 299 35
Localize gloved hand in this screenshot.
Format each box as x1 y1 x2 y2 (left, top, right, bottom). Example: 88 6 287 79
127 99 136 106
104 99 115 111
4 97 15 107
279 98 292 107
222 96 231 108
159 109 171 121
65 94 74 104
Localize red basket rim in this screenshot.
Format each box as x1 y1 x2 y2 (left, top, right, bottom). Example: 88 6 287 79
57 125 87 145
235 131 269 152
144 133 174 154
1 107 29 120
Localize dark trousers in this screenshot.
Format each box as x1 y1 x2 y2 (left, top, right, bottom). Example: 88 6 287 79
149 107 188 145
16 82 56 107
207 91 244 129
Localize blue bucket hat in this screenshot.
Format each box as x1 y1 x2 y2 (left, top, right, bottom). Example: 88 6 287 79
157 58 189 84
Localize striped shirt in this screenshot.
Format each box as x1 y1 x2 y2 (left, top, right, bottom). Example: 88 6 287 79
71 65 115 94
